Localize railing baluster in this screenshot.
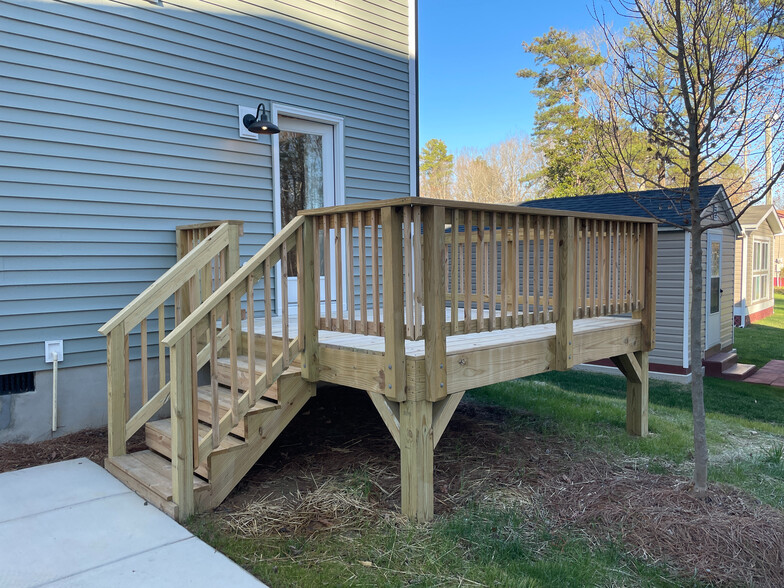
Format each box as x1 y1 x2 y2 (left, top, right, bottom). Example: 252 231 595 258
403 206 413 339
345 212 355 334
533 215 540 325
334 213 343 333
264 258 273 387
513 214 521 327
476 212 485 330
543 216 551 323
451 208 459 333
552 217 560 321
246 276 256 403
281 241 290 366
323 215 331 330
371 210 381 336
523 215 530 326
158 304 166 390
124 332 130 420
141 317 148 404
413 205 424 339
604 220 611 316
359 211 368 335
626 222 633 313
209 308 219 449
463 210 472 332
489 212 497 331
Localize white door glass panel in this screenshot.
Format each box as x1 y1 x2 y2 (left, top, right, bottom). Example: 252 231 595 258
276 116 335 313
706 234 722 349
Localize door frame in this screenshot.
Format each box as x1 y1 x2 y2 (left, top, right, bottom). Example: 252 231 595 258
271 104 345 315
705 230 723 350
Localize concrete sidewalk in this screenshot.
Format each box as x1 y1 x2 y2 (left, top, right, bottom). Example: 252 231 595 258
0 459 265 588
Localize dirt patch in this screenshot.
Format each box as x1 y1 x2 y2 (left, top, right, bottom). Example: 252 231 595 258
0 427 146 474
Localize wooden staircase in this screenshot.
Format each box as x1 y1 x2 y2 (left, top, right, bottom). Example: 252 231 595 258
106 357 314 520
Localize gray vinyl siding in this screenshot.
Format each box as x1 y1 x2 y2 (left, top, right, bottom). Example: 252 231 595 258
0 0 412 375
650 231 686 368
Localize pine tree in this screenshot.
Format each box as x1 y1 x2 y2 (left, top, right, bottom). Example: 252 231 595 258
419 138 454 199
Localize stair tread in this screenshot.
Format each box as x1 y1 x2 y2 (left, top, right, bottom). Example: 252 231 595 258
147 418 245 452
107 450 208 501
704 351 738 364
197 385 279 415
723 363 756 375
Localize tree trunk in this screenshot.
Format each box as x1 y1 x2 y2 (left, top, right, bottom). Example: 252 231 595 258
689 191 709 493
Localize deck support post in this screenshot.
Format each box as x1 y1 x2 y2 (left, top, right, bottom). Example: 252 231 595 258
300 217 319 381
555 217 575 370
381 206 406 401
400 398 434 522
423 205 447 401
170 337 195 521
611 351 649 437
107 324 127 458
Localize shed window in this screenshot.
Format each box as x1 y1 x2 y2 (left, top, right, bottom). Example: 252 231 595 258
752 240 770 301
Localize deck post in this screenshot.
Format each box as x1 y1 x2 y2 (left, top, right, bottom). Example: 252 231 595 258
106 324 127 458
169 337 195 520
400 398 434 522
635 223 657 351
611 351 649 436
301 217 319 381
555 216 575 370
381 206 406 401
423 205 447 402
175 227 191 323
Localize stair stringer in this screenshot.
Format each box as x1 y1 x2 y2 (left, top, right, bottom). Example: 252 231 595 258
203 376 316 509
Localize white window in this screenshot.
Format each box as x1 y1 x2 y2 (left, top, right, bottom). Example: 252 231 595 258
752 239 770 301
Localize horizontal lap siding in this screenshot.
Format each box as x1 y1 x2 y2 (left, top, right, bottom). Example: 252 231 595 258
0 0 411 374
651 231 686 367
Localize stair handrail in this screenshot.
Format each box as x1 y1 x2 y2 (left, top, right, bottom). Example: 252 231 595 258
99 222 242 459
162 215 312 519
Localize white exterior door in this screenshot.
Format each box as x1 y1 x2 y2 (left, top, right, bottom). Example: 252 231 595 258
275 116 336 313
705 233 722 349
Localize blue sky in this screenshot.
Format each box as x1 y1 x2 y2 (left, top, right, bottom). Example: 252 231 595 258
418 0 610 154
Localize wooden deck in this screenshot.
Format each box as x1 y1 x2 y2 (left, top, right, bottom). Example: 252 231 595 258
99 199 657 523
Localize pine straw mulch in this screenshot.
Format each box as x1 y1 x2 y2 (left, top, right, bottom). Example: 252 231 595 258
541 459 784 588
0 427 146 474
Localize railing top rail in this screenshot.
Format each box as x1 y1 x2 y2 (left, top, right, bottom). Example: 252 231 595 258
162 215 305 348
298 197 658 224
176 220 245 234
98 222 232 336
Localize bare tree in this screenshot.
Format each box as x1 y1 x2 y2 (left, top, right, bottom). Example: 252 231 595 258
594 0 784 492
453 135 546 203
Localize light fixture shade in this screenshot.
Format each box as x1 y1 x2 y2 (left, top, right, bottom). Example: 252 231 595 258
243 103 280 135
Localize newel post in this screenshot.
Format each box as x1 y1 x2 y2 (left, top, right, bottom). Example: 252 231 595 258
106 324 127 458
636 223 657 351
423 205 447 401
169 337 195 520
300 217 320 381
381 206 406 401
555 216 576 370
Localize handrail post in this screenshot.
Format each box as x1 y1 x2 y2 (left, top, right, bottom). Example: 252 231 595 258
635 223 657 351
381 206 406 401
169 337 195 521
555 217 575 370
106 324 127 457
226 223 243 358
423 205 447 401
301 218 320 381
175 228 191 323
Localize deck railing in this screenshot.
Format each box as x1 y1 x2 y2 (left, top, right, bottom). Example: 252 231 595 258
301 198 657 400
98 221 243 459
158 216 313 517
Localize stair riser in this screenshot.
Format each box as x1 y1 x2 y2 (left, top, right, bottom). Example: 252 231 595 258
197 398 248 438
214 365 281 402
145 428 211 479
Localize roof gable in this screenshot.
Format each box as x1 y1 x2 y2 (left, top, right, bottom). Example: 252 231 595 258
740 205 784 236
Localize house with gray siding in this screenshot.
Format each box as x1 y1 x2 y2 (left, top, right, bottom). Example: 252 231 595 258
521 186 743 382
0 0 417 442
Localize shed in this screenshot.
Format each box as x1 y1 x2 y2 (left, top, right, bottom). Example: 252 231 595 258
734 205 784 325
520 185 743 382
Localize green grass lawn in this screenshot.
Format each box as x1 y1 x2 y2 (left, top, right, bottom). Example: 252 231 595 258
734 288 784 366
190 291 784 587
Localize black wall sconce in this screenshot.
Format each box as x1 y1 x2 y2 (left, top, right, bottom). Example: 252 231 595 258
243 103 280 135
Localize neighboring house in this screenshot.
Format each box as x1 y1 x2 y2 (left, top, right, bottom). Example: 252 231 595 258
776 209 784 288
0 0 417 442
733 205 784 326
521 185 742 383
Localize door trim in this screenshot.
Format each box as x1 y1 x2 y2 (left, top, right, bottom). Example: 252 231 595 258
271 104 345 315
705 231 722 350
